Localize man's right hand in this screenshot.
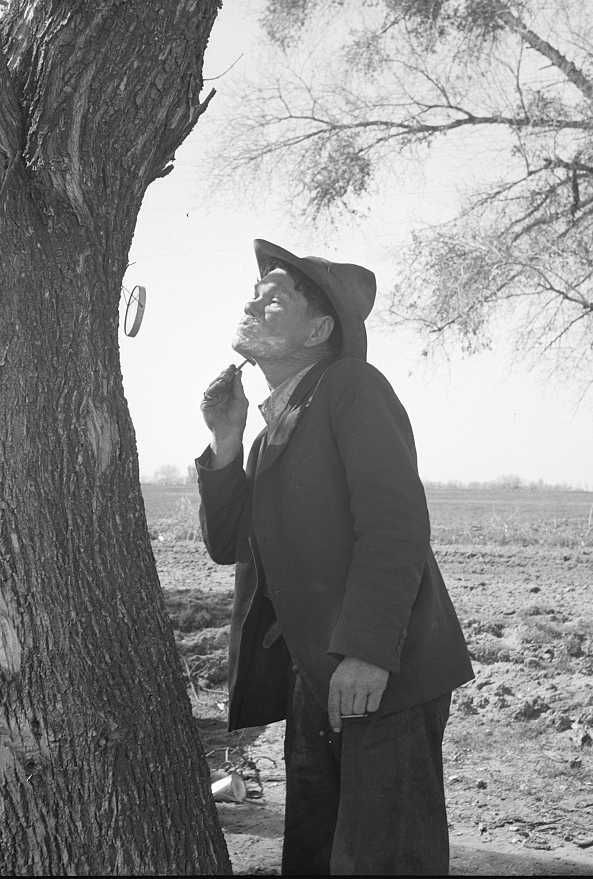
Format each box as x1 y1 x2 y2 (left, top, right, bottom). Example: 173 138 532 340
200 366 249 468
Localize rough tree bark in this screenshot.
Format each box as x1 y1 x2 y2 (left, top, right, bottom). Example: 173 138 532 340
0 0 230 874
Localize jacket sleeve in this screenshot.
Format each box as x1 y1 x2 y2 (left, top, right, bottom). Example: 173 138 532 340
195 445 248 565
326 360 430 674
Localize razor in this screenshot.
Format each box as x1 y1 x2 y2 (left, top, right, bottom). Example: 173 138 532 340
202 356 255 404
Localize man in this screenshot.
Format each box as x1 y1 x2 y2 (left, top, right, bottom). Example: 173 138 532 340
196 239 474 876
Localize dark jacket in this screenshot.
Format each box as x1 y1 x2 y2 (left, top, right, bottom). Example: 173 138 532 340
196 357 474 731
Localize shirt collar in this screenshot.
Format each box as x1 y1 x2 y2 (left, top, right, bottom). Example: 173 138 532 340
258 363 319 431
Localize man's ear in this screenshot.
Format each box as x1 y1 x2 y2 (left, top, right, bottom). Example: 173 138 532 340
305 314 334 348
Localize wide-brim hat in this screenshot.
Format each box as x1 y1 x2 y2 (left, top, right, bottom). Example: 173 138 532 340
254 239 376 360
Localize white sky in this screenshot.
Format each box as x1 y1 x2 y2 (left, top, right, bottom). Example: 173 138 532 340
119 1 592 489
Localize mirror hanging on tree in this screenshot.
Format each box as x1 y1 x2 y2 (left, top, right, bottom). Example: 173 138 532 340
121 284 147 337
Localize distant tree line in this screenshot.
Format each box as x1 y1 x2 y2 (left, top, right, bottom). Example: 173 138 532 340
423 475 583 491
143 466 584 492
144 465 198 486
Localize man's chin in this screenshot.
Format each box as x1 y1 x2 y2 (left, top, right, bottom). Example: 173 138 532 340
231 334 256 360
232 333 291 361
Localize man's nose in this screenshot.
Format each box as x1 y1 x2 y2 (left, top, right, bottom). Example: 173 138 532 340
244 297 261 318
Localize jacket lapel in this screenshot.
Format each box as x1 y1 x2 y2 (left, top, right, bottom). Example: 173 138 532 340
256 357 334 479
246 428 267 479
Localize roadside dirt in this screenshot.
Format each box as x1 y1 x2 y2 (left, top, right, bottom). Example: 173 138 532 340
147 490 593 876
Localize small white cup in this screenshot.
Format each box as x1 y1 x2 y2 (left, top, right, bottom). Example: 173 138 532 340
211 771 247 803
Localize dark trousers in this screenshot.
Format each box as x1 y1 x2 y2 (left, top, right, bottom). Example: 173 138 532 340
282 673 451 876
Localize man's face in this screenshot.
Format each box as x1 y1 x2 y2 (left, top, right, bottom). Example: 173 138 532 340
233 268 324 360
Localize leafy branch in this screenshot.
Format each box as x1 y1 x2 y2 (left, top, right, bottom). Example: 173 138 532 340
210 0 593 380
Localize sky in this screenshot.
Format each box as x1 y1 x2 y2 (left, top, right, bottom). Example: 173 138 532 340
119 1 592 489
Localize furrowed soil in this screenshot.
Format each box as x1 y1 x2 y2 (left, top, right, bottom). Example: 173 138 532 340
143 483 593 876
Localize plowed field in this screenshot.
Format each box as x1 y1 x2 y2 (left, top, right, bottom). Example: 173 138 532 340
143 483 593 875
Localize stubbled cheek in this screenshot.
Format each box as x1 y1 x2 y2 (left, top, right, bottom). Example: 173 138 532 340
233 315 304 359
240 337 292 357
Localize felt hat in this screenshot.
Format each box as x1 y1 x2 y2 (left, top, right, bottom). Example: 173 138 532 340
254 238 376 360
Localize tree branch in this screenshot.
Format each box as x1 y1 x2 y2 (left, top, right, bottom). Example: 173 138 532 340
542 309 593 352
498 7 593 103
238 108 593 175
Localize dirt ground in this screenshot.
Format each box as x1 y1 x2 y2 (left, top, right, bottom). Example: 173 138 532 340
144 485 593 875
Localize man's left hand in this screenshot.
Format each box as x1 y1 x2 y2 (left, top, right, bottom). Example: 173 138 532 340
328 657 389 733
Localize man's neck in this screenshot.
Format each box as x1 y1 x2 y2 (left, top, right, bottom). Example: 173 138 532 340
258 348 330 389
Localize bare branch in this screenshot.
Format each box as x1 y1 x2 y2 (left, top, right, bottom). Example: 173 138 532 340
241 103 593 164
204 54 244 82
542 308 593 351
498 7 593 103
543 156 593 175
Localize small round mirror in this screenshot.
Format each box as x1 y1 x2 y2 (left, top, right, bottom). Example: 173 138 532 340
122 285 147 337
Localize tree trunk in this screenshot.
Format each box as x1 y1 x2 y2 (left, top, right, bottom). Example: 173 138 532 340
0 1 230 874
